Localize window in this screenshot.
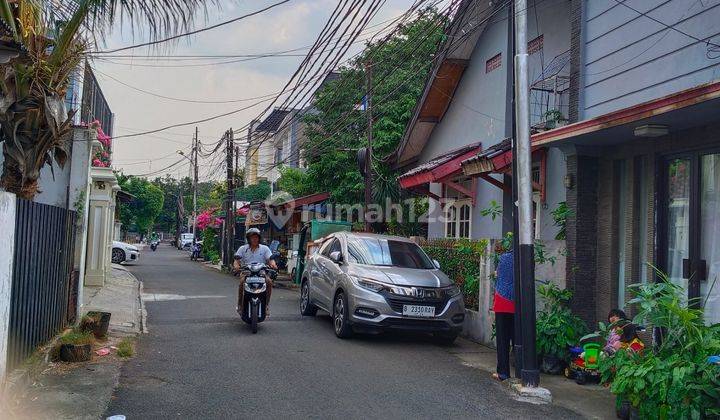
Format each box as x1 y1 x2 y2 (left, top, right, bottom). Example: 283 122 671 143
346 237 434 269
319 238 337 257
445 201 472 239
528 35 543 55
486 53 502 73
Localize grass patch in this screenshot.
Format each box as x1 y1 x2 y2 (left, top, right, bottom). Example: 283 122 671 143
116 338 134 358
60 330 93 346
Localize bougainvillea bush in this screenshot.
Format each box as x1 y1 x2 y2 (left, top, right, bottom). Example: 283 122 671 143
89 120 112 168
420 239 488 310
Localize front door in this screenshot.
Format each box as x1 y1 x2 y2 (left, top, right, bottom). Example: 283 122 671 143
661 152 720 324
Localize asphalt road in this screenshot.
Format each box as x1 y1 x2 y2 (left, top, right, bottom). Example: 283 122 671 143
105 246 580 419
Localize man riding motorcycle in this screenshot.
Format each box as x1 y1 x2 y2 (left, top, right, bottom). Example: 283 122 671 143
233 228 277 314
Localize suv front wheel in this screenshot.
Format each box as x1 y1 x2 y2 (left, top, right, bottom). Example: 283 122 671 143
333 291 353 338
300 281 318 316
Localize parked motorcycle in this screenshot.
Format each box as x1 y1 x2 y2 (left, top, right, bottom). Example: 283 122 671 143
271 250 287 271
237 263 276 333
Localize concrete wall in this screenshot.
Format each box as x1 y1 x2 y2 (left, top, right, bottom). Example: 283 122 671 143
0 191 15 382
0 148 71 208
581 0 720 119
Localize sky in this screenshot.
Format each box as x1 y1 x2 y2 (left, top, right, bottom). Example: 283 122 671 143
95 0 419 180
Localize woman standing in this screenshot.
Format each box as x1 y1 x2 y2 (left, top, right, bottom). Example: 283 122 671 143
492 241 515 381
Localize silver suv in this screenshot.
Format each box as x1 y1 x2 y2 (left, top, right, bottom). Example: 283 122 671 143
300 232 465 343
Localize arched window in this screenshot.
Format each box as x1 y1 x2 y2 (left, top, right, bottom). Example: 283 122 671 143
445 201 472 239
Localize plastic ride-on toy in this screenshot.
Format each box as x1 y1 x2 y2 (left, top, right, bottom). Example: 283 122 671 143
565 333 603 385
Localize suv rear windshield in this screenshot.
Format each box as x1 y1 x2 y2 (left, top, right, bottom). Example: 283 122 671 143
346 237 435 269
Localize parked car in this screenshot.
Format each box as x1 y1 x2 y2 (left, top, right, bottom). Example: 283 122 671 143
112 241 140 264
179 233 194 249
300 232 465 343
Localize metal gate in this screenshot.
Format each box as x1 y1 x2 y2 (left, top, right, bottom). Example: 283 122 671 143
8 199 77 371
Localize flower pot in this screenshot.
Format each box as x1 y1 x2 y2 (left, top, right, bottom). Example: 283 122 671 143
540 355 565 375
59 343 91 362
87 311 111 338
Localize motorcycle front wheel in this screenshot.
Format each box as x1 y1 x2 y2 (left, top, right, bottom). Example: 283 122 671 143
251 302 259 334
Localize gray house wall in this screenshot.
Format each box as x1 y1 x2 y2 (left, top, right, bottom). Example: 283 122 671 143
582 0 720 119
420 1 570 240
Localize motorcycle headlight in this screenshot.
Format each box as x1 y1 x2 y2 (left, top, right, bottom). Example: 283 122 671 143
350 276 385 293
445 285 462 298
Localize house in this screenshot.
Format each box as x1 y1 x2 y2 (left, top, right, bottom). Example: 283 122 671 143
391 0 571 243
244 72 340 189
525 0 720 326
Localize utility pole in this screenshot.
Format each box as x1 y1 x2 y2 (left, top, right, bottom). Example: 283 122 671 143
192 127 199 245
513 0 539 387
508 0 523 380
364 60 373 232
225 129 235 268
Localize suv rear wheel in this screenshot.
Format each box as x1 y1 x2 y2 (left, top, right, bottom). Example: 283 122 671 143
333 291 353 338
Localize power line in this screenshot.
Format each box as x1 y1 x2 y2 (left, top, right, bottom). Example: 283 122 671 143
92 0 294 54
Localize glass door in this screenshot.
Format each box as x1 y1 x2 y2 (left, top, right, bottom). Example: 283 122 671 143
700 153 720 324
664 158 691 295
662 152 720 324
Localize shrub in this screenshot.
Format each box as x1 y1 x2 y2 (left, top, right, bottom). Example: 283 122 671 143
420 238 488 310
116 338 134 358
536 282 588 362
599 267 720 419
60 330 94 346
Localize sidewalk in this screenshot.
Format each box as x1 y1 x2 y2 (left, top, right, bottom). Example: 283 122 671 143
2 265 144 420
449 339 616 419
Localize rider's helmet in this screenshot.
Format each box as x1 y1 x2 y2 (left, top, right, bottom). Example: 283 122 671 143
245 227 262 243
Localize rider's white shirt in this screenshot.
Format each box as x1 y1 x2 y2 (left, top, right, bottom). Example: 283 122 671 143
235 244 272 265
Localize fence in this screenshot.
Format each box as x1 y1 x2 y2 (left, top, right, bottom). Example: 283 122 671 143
7 199 77 371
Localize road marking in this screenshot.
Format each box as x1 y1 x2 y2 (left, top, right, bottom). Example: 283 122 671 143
142 293 227 301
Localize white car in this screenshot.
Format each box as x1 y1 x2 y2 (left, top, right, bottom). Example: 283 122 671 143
179 233 194 249
112 241 140 264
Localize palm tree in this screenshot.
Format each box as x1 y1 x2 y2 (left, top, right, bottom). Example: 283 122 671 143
0 0 215 199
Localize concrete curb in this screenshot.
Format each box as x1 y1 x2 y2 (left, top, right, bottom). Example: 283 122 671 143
138 278 148 334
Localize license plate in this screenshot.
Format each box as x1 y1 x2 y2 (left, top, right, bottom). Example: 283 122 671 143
402 304 435 317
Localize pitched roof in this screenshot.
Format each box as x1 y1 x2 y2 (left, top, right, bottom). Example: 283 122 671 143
387 0 497 168
256 108 292 132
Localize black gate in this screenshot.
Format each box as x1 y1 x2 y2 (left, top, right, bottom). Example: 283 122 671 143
8 199 77 371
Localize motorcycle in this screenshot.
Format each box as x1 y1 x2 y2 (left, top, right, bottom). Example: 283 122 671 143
150 241 158 251
270 250 287 271
237 263 276 333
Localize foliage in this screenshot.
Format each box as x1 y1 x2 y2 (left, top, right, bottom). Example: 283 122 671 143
550 201 572 240
116 338 134 358
421 238 488 310
599 267 720 419
536 282 588 361
60 329 93 346
236 180 271 202
90 121 112 167
300 9 446 205
385 197 428 237
201 227 220 263
117 175 164 237
0 0 216 198
480 200 502 221
277 166 313 198
196 209 222 231
543 109 566 122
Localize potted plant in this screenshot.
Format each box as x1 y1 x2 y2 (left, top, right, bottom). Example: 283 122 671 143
536 282 588 374
543 109 568 129
81 311 112 339
599 267 720 419
58 330 94 362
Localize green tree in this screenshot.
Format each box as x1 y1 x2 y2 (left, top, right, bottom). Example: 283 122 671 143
0 0 216 199
299 8 446 207
119 177 164 238
237 180 271 202
277 166 313 198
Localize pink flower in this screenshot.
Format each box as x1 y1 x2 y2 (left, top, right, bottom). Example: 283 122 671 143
92 159 102 167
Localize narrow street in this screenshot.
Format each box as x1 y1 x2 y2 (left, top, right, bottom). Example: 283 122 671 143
105 246 578 419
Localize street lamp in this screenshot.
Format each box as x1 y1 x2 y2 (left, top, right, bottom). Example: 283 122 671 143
177 149 198 245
